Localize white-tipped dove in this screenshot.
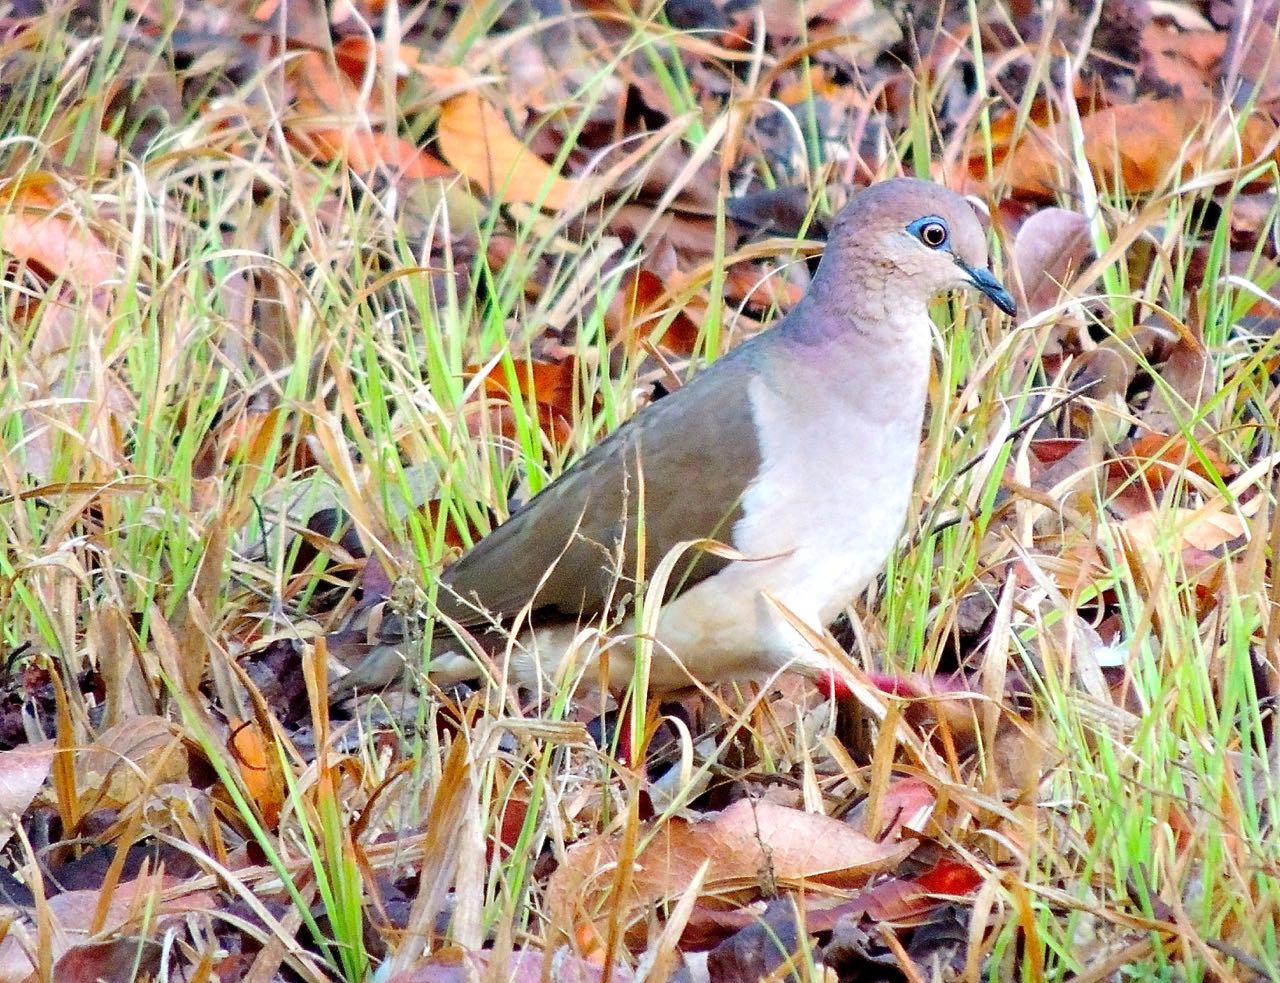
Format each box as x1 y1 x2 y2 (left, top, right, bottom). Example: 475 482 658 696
332 177 1016 700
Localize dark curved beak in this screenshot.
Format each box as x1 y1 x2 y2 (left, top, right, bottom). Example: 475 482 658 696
959 260 1017 317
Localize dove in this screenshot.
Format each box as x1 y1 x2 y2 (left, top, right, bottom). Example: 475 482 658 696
331 178 1016 702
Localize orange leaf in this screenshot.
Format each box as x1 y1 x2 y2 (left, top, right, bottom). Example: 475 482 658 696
436 91 579 211
1001 99 1280 197
288 49 358 117
332 34 427 86
603 268 701 355
0 172 114 298
293 127 454 179
420 498 488 553
464 356 580 447
228 718 283 828
1115 432 1232 490
1140 23 1225 99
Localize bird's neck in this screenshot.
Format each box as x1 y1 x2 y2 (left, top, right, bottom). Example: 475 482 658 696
779 283 932 352
768 286 935 425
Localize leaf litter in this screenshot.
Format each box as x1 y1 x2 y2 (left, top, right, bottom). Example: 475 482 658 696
0 0 1277 980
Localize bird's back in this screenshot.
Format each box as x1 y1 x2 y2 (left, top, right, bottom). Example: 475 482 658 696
435 342 768 629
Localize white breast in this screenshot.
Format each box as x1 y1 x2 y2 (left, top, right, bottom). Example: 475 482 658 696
650 319 933 684
736 373 922 622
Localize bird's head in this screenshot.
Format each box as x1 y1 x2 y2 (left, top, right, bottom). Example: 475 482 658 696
822 177 1017 318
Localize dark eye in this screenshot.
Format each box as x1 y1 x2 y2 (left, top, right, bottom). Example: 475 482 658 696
917 220 948 248
907 215 950 249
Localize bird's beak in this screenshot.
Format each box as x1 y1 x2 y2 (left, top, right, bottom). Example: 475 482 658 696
958 261 1017 317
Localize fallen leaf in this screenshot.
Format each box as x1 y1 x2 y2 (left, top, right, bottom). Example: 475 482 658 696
545 799 915 948
292 127 454 179
824 856 984 928
0 172 115 301
228 717 283 828
1137 334 1215 437
463 355 581 449
0 873 214 981
435 90 581 211
1011 207 1091 317
78 716 189 812
1115 432 1232 490
0 743 54 844
704 899 806 982
1225 0 1280 109
1140 22 1225 98
383 947 633 983
1117 499 1252 556
603 267 701 355
999 99 1280 197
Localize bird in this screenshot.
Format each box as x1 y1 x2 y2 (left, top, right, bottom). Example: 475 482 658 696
329 177 1016 704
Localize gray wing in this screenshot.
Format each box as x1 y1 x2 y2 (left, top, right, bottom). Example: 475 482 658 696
436 349 764 626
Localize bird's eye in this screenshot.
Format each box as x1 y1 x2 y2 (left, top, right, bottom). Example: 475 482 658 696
907 216 950 249
915 220 948 248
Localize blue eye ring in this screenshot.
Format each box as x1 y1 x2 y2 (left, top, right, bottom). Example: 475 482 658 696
908 215 949 249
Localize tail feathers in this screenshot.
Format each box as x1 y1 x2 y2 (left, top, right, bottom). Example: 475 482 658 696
326 617 484 700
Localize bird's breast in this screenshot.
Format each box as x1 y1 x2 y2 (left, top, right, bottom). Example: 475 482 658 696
730 355 928 625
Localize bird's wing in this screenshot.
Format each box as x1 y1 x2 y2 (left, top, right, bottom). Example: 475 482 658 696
436 350 764 627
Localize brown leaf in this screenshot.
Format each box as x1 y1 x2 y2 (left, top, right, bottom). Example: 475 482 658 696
857 776 938 840
436 90 581 211
1000 99 1280 197
603 267 701 355
1224 0 1280 110
946 80 1114 192
1140 22 1225 98
821 856 984 930
383 947 633 983
0 873 214 981
52 939 163 983
1112 495 1258 616
545 799 915 947
0 172 115 303
705 899 806 982
288 49 359 117
1114 432 1234 491
78 717 189 812
463 355 580 449
867 672 984 752
92 604 153 727
1138 335 1214 436
0 743 54 827
0 173 131 479
1011 207 1091 317
293 127 455 179
723 261 805 313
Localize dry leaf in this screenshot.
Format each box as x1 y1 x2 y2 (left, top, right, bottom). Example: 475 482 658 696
436 91 581 211
0 873 214 982
545 799 915 947
1000 99 1280 196
1140 22 1226 98
462 355 581 450
0 743 55 845
381 947 634 983
0 172 115 298
603 267 701 355
1011 207 1091 317
78 716 189 810
293 128 455 179
1117 432 1232 490
227 718 283 828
